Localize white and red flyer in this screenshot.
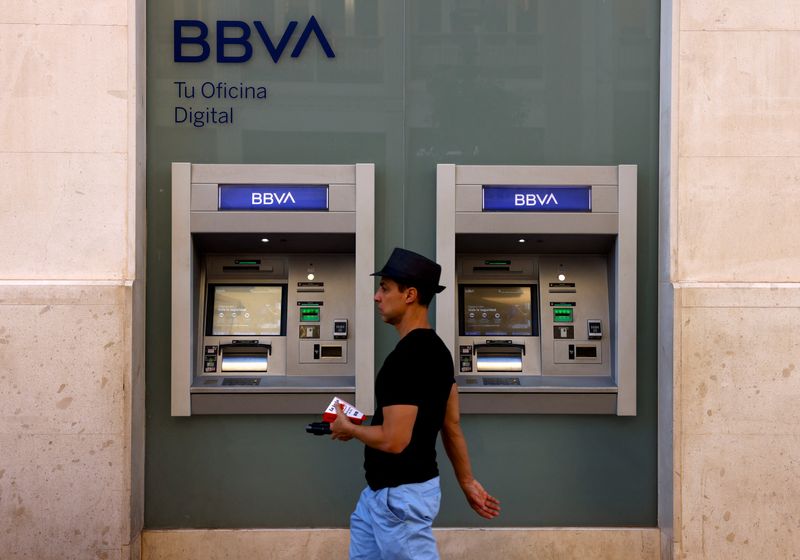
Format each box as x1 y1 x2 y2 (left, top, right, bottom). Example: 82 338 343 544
322 397 365 425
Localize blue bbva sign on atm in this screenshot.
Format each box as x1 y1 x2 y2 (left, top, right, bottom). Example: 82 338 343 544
218 185 329 211
483 185 592 212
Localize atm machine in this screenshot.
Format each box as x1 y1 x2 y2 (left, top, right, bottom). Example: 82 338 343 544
171 163 374 416
436 164 637 415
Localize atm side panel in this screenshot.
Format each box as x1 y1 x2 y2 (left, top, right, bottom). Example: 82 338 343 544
539 256 611 377
286 254 355 376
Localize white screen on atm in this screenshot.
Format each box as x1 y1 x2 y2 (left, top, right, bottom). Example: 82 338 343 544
211 286 283 336
462 286 533 336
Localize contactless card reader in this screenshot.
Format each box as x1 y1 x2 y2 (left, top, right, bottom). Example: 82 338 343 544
333 319 348 339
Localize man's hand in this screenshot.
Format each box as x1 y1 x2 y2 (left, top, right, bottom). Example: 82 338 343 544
330 403 354 441
461 478 501 520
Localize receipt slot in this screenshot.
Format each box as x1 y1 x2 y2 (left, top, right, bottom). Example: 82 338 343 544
436 164 637 415
171 163 375 416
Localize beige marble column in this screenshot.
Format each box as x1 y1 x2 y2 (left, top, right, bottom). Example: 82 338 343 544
669 1 800 558
0 1 145 559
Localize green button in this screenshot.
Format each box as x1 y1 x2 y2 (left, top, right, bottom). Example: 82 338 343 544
553 307 573 322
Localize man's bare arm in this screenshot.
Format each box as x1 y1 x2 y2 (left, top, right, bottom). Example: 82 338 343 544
331 403 417 454
441 383 501 519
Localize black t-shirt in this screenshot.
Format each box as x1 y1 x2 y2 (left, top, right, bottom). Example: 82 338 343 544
364 328 455 490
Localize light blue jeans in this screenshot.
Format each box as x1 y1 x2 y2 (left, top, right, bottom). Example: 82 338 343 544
349 477 441 560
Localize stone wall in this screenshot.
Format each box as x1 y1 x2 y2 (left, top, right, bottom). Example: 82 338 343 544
669 1 800 558
0 1 145 559
142 528 661 560
3 0 800 559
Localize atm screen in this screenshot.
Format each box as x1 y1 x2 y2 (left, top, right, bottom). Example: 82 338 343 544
460 285 537 337
207 285 286 336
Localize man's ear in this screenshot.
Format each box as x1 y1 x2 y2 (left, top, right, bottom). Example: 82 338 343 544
405 286 418 304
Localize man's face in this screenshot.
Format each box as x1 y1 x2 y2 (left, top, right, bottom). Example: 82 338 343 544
374 277 409 325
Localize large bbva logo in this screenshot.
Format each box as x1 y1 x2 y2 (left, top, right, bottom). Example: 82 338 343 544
174 16 335 63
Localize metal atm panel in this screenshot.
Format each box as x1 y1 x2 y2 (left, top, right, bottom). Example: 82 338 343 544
171 163 375 417
436 164 637 416
538 255 611 376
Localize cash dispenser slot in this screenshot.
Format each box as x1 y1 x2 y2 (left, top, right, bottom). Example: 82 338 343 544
473 343 525 373
219 343 271 372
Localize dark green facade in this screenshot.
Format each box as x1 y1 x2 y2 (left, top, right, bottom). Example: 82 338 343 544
146 0 660 527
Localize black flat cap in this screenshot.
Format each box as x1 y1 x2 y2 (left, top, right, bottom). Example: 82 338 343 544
371 247 446 293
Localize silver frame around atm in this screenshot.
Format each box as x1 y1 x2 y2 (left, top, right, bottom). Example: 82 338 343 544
436 164 637 416
171 163 375 417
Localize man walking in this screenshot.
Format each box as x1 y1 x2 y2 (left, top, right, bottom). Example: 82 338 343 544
331 247 500 559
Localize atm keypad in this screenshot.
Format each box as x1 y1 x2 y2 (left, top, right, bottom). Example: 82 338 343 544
299 305 320 322
482 377 520 386
221 377 260 386
553 307 573 322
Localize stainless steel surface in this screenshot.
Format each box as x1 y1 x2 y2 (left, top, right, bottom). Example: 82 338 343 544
437 164 637 416
220 354 268 372
191 392 357 415
459 393 617 415
192 375 355 393
172 162 375 416
456 375 617 392
476 354 523 372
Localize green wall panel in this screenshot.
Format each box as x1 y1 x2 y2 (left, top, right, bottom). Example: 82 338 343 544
146 0 660 528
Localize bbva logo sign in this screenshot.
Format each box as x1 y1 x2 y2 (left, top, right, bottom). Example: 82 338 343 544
174 16 335 63
514 193 559 207
251 191 297 206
